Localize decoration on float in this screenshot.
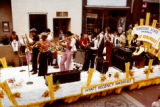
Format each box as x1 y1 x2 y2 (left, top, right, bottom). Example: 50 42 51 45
42 90 49 97
0 98 2 107
129 70 134 77
100 75 106 82
86 68 94 86
7 78 15 84
0 90 4 98
46 74 54 100
0 57 8 68
0 81 18 106
132 13 160 49
54 80 60 92
125 62 130 79
114 72 119 78
145 59 153 79
13 92 21 98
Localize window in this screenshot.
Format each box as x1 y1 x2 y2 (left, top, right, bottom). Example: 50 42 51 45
56 12 68 17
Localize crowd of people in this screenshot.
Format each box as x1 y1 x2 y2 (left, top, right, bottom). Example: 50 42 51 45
9 25 145 78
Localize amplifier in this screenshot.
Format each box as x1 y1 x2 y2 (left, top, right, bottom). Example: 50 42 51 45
144 52 159 65
47 70 81 84
96 57 109 74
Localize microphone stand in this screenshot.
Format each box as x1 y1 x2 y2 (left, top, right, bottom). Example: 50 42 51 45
23 35 33 85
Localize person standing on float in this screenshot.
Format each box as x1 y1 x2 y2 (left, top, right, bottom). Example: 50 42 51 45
60 32 77 71
36 32 50 76
27 28 40 75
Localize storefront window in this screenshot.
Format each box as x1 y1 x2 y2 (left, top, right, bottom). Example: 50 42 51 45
86 13 98 34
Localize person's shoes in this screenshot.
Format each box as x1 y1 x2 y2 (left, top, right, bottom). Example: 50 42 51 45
30 70 34 72
32 72 37 75
53 65 59 68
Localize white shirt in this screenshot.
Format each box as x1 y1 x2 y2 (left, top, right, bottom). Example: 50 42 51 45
90 38 98 50
109 34 114 44
110 34 121 47
120 34 126 44
114 36 121 47
133 46 144 56
47 33 53 41
98 33 104 47
70 38 77 52
19 36 33 46
104 33 109 42
11 40 19 52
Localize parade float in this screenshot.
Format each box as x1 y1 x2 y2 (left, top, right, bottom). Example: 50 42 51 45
0 13 160 107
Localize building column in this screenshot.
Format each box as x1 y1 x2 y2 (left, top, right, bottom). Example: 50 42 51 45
82 0 87 34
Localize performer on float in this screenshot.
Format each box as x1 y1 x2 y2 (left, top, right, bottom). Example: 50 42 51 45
130 34 138 52
104 27 110 38
97 30 105 57
60 32 77 71
82 32 98 71
36 32 50 76
131 41 144 67
10 31 19 53
27 28 40 74
80 34 88 50
105 35 113 67
120 31 126 47
75 34 80 50
113 31 121 47
51 41 59 68
46 28 53 66
131 34 138 47
46 28 53 42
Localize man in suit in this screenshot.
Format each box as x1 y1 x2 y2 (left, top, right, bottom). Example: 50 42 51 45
131 34 138 47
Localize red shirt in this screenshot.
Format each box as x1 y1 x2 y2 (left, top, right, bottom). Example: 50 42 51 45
80 37 88 47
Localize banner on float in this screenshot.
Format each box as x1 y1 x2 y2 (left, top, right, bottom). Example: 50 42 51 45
81 78 134 95
132 26 160 49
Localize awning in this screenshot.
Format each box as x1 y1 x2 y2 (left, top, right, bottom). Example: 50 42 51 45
85 5 130 10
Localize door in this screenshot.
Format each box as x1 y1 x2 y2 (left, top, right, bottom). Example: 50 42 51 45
29 14 47 34
53 18 71 38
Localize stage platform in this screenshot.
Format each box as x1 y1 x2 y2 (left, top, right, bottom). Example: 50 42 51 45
0 63 160 107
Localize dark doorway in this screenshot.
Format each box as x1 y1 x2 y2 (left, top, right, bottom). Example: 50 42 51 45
29 14 47 34
53 18 71 37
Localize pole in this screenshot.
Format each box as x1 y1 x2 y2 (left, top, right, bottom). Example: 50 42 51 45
26 50 33 85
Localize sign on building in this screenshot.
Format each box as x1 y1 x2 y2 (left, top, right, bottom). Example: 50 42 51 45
87 0 127 6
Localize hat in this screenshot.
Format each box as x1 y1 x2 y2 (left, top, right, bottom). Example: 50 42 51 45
30 28 37 32
41 32 48 37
